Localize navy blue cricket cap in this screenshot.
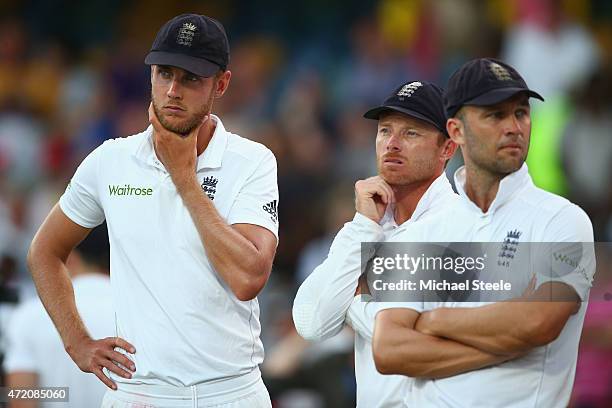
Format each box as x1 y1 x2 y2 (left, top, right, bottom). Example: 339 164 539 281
145 14 229 77
444 58 544 118
364 81 448 136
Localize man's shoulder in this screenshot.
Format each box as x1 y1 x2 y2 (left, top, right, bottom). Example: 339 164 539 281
97 128 149 154
520 184 588 221
519 184 593 239
225 131 275 163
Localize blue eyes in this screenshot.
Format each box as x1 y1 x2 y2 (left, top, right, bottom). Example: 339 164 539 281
488 110 528 119
378 129 419 137
157 69 200 83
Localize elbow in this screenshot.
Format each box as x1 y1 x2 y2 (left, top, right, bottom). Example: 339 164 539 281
292 302 320 341
235 291 257 302
232 256 272 301
373 348 395 375
294 325 319 342
372 334 399 375
521 311 565 348
373 342 412 376
373 341 429 378
529 325 564 349
234 280 264 301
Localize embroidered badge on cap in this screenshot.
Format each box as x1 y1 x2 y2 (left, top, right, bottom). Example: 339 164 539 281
177 22 197 47
489 62 513 81
397 81 423 98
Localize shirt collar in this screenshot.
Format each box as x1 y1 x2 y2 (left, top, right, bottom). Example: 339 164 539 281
453 162 532 214
411 171 455 221
382 172 455 230
196 114 228 171
133 114 228 171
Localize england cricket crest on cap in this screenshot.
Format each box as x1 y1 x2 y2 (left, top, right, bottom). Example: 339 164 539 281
177 22 197 47
397 81 423 98
489 62 513 81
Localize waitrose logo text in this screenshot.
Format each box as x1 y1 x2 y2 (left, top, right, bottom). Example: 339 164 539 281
108 184 153 196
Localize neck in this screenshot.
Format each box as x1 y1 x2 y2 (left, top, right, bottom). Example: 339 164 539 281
463 165 504 213
392 176 438 225
196 116 217 156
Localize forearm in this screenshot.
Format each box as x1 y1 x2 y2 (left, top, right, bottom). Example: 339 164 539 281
27 248 90 349
374 310 514 379
293 214 383 341
177 178 270 300
417 299 576 355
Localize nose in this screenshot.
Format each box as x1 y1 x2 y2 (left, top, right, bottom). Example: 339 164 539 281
505 114 522 137
167 78 182 100
386 133 402 152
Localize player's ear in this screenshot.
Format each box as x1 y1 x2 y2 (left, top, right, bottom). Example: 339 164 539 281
440 137 458 162
215 70 232 98
446 115 465 146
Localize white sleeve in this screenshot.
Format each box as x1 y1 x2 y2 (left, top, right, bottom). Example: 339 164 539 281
227 148 279 239
345 295 377 342
3 306 37 373
292 213 384 341
59 145 105 228
536 205 595 301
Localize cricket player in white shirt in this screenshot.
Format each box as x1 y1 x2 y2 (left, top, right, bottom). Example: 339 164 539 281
294 80 506 407
4 227 113 408
373 58 596 407
27 14 278 407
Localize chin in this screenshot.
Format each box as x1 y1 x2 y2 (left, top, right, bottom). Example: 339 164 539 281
161 119 195 135
380 172 412 186
496 158 525 174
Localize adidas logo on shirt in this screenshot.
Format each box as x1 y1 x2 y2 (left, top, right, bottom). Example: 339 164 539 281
263 200 278 223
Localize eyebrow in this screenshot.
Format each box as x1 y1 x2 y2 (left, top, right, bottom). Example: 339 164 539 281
156 65 200 78
483 98 530 112
377 123 424 133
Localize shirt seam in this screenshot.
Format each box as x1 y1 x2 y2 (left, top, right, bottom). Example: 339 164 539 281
248 301 256 365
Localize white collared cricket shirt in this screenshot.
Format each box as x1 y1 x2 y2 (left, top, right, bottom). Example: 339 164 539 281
60 115 279 386
4 274 114 408
293 173 458 407
383 163 595 408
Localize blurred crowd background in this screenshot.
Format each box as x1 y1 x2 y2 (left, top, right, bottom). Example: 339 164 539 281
0 0 611 407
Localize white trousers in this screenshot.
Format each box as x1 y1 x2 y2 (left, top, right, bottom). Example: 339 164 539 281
100 369 271 408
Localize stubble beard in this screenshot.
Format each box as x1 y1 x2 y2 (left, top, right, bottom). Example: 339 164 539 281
377 157 437 188
466 133 526 177
461 117 526 177
151 90 214 136
379 168 414 187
